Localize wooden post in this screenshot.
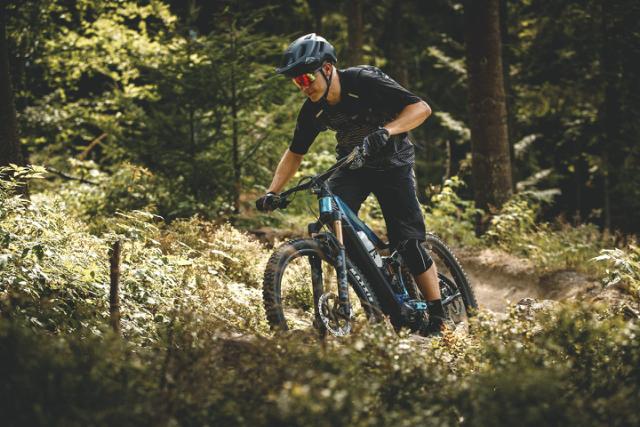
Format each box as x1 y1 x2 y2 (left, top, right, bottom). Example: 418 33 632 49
109 240 122 334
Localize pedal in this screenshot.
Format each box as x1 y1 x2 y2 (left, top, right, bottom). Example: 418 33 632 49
408 300 428 311
400 299 429 332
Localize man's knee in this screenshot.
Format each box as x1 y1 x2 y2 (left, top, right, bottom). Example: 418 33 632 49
397 239 433 276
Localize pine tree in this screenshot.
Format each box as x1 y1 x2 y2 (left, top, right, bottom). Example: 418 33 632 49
0 2 24 169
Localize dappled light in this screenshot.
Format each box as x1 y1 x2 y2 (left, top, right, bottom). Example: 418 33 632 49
1 0 639 425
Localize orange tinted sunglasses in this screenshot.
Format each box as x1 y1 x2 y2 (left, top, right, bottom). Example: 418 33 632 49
292 71 319 89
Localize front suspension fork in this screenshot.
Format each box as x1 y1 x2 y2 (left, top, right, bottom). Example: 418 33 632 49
333 217 351 319
309 255 326 338
318 196 351 320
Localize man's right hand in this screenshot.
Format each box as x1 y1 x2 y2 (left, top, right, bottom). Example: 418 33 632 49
362 127 390 157
255 192 281 212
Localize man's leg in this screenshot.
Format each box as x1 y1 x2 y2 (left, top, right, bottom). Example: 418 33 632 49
372 165 446 334
327 167 371 214
414 263 447 334
396 239 446 329
412 250 441 301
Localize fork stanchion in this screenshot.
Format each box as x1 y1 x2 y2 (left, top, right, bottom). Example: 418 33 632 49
333 219 343 245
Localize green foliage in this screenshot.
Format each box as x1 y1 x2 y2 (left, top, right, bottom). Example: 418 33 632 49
424 176 481 246
1 301 639 426
485 196 539 246
485 195 611 274
48 160 166 228
14 1 294 219
462 303 640 426
1 167 111 334
0 321 158 426
3 168 640 425
593 245 640 300
1 171 269 340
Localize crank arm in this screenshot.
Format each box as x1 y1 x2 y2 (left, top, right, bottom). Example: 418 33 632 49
442 291 462 306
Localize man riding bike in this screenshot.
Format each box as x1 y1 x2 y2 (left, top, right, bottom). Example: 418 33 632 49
256 33 445 336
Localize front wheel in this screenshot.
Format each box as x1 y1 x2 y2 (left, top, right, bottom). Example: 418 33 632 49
263 238 382 335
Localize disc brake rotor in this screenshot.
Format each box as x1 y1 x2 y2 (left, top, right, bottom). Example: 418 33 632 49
318 292 351 337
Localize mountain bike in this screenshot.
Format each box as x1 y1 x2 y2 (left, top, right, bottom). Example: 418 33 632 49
262 147 477 337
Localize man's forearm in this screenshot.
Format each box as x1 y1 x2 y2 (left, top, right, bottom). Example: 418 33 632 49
384 101 432 136
267 149 304 193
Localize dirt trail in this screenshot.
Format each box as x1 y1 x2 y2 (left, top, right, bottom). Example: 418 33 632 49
458 248 602 312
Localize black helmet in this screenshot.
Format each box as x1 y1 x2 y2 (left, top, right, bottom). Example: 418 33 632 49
276 33 337 77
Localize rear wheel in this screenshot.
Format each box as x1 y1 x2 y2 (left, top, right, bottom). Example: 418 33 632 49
404 233 477 327
263 238 382 335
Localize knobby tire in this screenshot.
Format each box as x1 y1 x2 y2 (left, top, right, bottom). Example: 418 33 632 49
263 238 382 332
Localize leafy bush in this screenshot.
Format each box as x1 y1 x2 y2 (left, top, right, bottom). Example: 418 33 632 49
423 176 481 247
485 196 539 245
1 168 111 334
1 303 639 427
593 245 640 300
0 321 158 427
1 169 270 340
484 195 612 274
45 159 229 229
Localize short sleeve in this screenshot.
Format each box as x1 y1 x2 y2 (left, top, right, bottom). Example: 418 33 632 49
357 69 423 114
289 100 325 155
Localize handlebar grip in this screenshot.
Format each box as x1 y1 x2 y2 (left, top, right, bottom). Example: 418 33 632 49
278 197 290 209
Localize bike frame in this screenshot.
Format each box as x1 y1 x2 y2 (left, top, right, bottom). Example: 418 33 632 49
278 150 420 329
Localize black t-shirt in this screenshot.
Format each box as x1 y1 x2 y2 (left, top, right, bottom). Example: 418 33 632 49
289 66 424 169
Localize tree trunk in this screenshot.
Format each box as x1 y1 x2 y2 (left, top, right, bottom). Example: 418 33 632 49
0 4 24 168
346 0 363 66
600 0 619 233
307 0 324 34
230 22 241 214
573 144 584 225
500 0 516 192
464 0 513 226
383 1 409 87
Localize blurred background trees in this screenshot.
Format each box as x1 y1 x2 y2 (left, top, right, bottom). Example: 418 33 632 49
1 0 639 233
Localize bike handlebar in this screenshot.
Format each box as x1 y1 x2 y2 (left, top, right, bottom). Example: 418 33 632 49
278 146 366 202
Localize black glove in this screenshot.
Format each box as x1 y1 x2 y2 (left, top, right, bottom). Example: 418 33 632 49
362 128 390 157
255 192 281 212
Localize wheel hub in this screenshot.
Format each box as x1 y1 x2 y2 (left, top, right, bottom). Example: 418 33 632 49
318 292 351 336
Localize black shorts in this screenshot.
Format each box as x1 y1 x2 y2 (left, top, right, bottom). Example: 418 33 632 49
328 164 426 247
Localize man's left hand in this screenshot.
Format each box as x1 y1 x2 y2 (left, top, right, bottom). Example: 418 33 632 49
362 128 390 157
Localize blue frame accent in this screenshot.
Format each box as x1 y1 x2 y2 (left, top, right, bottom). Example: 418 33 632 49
332 195 385 249
319 196 332 214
